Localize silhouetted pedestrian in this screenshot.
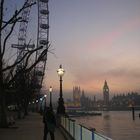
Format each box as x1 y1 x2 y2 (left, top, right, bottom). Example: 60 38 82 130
43 107 56 140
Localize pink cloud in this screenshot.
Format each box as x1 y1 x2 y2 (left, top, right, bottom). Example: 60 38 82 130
89 17 140 49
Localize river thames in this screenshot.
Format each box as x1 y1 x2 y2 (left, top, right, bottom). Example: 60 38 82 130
74 111 140 140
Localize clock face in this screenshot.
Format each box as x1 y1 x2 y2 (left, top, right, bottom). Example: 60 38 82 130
104 88 109 92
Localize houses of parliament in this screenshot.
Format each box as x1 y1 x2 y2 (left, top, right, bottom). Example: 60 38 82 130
65 81 110 109
65 80 140 110
65 86 81 109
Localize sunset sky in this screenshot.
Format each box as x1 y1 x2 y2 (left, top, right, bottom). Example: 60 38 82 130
5 0 140 96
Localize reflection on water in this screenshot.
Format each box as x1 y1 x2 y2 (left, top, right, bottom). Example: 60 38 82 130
74 111 140 140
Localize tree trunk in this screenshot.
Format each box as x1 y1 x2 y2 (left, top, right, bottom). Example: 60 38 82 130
0 90 8 128
24 103 28 116
17 102 22 119
23 97 29 116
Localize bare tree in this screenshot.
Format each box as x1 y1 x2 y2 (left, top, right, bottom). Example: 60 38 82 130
0 0 49 127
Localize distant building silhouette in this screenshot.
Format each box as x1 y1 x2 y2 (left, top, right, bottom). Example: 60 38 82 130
73 86 81 107
110 92 140 110
103 80 109 108
80 90 97 110
80 90 85 107
65 86 81 109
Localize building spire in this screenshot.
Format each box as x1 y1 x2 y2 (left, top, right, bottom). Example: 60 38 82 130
103 80 109 109
104 80 109 90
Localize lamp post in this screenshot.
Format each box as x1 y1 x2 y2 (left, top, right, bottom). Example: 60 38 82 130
57 64 65 114
49 86 53 109
44 95 47 108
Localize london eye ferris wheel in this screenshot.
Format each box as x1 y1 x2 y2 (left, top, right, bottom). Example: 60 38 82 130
12 0 49 92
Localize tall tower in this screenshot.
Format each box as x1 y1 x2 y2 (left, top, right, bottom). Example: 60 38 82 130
103 80 109 107
73 86 81 107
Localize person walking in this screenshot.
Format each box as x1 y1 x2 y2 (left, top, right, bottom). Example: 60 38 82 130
43 107 56 140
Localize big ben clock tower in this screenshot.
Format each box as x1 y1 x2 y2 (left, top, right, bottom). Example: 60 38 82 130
103 80 109 108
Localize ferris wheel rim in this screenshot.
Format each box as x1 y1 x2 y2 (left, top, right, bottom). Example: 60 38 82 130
15 0 49 89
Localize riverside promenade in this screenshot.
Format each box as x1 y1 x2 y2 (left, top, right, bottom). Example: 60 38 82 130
0 112 66 140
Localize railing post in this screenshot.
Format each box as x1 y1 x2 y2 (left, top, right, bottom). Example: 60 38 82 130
70 119 75 138
65 116 66 129
73 120 75 138
63 116 65 127
91 128 96 140
92 130 94 140
80 125 82 140
69 119 70 132
61 116 63 126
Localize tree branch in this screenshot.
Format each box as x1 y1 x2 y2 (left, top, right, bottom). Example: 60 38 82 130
0 0 4 56
2 18 20 58
2 46 43 72
7 47 49 87
0 0 4 29
1 0 36 31
24 48 48 73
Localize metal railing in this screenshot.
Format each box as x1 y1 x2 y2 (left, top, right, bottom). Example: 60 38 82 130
61 116 112 140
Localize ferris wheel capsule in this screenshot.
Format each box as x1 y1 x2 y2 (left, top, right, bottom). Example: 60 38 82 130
40 24 49 29
40 9 49 15
40 0 49 3
40 40 49 45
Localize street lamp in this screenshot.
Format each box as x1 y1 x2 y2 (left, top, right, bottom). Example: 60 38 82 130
57 64 65 114
44 94 47 108
49 86 53 109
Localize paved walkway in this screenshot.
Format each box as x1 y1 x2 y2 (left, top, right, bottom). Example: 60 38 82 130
0 112 66 140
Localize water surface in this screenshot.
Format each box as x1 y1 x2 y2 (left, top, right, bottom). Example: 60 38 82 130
74 111 140 140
